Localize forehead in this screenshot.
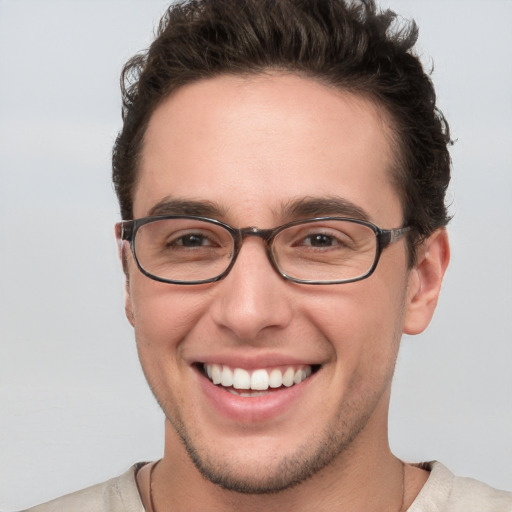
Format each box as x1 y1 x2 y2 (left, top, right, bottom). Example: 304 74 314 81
135 73 402 225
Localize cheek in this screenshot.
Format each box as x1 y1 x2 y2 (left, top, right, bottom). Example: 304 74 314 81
303 276 407 370
128 277 211 358
128 280 214 412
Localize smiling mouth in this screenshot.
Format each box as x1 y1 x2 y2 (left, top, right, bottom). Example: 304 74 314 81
201 363 319 396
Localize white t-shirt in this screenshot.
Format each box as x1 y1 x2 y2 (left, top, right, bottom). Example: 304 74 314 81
22 461 512 511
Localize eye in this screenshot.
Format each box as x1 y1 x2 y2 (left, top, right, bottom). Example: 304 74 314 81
293 229 352 250
166 233 218 247
170 233 215 247
302 233 340 247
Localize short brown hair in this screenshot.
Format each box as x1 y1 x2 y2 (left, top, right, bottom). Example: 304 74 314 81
112 0 451 263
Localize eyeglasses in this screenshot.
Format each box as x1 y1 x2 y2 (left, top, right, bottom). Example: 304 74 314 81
116 215 411 285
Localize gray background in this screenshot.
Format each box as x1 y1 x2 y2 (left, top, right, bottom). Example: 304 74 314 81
1 1 511 509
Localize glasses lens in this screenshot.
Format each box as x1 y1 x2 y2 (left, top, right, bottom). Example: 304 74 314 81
272 219 377 282
134 218 234 282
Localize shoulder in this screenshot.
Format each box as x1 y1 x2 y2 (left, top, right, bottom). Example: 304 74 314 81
408 461 512 512
21 464 145 512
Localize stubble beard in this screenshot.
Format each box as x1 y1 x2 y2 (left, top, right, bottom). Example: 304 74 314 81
162 391 383 495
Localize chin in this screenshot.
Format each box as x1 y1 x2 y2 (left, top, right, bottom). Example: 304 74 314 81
171 413 367 495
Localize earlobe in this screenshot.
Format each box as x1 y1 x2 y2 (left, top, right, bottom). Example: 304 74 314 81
123 261 135 327
125 286 136 327
403 228 450 335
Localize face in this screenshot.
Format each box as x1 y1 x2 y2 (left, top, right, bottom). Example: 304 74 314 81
124 73 418 493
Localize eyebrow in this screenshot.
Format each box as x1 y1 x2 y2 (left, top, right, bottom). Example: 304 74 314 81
147 195 370 223
148 197 228 218
280 196 370 222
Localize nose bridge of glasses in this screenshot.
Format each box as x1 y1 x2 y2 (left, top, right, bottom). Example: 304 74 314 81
231 226 278 267
238 226 275 242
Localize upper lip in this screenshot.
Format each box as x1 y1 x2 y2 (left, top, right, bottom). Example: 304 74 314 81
189 351 323 370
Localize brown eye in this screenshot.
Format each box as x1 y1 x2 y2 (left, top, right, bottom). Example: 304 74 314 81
303 234 338 247
170 234 214 247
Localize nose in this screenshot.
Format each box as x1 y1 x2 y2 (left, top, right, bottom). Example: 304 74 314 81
210 237 293 341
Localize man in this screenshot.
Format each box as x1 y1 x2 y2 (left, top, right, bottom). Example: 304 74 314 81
23 0 512 510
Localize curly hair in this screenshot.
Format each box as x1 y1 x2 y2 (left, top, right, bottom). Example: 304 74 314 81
112 0 451 264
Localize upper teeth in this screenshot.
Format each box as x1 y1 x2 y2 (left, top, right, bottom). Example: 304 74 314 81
204 364 312 391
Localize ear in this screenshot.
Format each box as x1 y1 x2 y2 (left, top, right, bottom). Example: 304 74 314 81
403 228 450 335
115 224 136 327
124 278 136 327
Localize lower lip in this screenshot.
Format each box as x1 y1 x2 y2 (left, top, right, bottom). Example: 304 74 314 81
197 368 315 423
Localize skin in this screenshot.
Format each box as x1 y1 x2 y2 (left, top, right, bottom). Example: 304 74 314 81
121 73 449 511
